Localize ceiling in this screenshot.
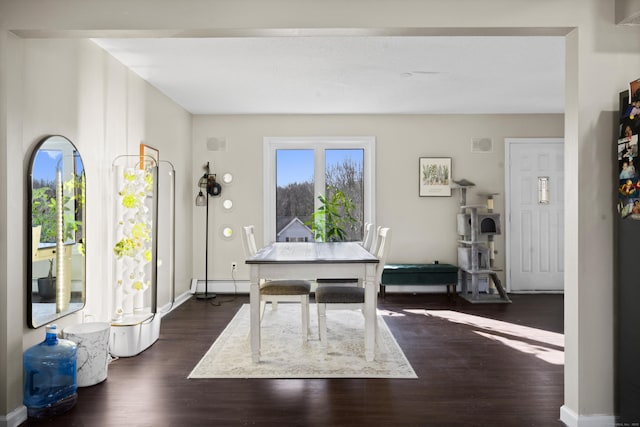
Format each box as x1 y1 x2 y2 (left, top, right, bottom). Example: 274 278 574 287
92 36 565 115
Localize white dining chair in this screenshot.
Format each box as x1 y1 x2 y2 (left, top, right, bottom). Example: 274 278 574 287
315 227 392 354
31 225 42 259
361 222 374 252
315 223 374 290
368 225 383 255
242 225 311 341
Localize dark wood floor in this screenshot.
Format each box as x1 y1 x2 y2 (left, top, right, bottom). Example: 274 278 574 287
22 293 564 427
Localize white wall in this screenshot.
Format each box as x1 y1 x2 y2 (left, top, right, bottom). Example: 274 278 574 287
0 29 24 424
562 8 640 419
192 114 563 284
19 38 192 341
0 36 192 421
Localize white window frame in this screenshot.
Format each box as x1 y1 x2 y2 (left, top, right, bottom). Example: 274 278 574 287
263 136 376 244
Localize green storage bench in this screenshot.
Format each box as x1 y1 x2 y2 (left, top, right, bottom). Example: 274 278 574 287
381 263 459 298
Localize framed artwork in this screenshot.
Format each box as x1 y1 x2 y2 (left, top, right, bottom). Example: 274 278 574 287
630 79 640 103
139 143 159 170
419 157 451 197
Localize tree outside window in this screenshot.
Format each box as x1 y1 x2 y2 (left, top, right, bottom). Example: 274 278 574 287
265 137 375 244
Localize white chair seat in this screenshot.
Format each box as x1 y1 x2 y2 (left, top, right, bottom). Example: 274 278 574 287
315 286 364 303
260 280 310 295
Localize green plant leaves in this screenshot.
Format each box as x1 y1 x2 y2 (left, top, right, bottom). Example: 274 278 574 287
305 186 358 242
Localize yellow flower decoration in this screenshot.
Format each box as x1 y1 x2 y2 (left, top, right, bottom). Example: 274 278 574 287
132 222 149 241
115 167 154 300
114 237 136 258
122 193 137 209
144 172 154 192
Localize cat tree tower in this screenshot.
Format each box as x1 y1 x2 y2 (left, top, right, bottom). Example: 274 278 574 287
454 179 511 303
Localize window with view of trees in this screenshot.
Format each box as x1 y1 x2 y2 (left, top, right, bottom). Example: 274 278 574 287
276 149 315 241
264 137 375 244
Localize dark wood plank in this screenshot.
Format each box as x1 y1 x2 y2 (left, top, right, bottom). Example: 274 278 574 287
21 293 564 427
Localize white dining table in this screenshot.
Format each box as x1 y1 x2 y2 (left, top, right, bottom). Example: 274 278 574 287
246 241 379 363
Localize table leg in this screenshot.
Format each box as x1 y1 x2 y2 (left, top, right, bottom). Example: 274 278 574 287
250 266 261 363
364 263 377 362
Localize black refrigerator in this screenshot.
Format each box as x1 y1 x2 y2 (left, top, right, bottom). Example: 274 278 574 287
616 80 640 424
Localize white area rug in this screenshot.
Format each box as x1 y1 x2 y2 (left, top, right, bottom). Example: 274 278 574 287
188 303 417 379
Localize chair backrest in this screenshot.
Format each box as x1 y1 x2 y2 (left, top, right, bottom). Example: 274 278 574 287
374 227 392 284
32 225 42 259
361 222 373 251
242 225 258 257
369 225 383 255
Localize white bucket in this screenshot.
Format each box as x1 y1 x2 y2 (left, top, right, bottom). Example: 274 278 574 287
63 322 111 387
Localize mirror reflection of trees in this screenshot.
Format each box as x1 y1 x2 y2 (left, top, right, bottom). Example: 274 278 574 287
28 136 86 328
32 173 85 246
31 181 58 243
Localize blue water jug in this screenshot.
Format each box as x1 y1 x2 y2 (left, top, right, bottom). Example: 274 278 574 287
23 324 78 419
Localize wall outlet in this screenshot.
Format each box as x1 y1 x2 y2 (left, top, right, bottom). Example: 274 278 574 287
231 262 238 272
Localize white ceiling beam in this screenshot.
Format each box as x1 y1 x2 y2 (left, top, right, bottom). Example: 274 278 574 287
616 0 640 25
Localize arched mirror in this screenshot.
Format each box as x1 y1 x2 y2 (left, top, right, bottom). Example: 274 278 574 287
27 135 86 328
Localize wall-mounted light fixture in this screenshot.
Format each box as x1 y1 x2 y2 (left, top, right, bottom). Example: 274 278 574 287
538 176 550 204
221 225 234 239
221 173 233 212
222 172 233 184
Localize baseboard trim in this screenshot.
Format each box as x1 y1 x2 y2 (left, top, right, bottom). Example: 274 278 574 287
188 281 569 297
510 290 564 294
0 405 27 427
190 279 249 295
158 289 193 317
560 405 616 427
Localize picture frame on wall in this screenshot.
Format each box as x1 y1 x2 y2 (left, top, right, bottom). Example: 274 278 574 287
140 143 159 170
630 78 640 103
419 157 451 197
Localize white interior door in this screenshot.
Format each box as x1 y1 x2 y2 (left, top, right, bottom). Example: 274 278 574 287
506 138 564 292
